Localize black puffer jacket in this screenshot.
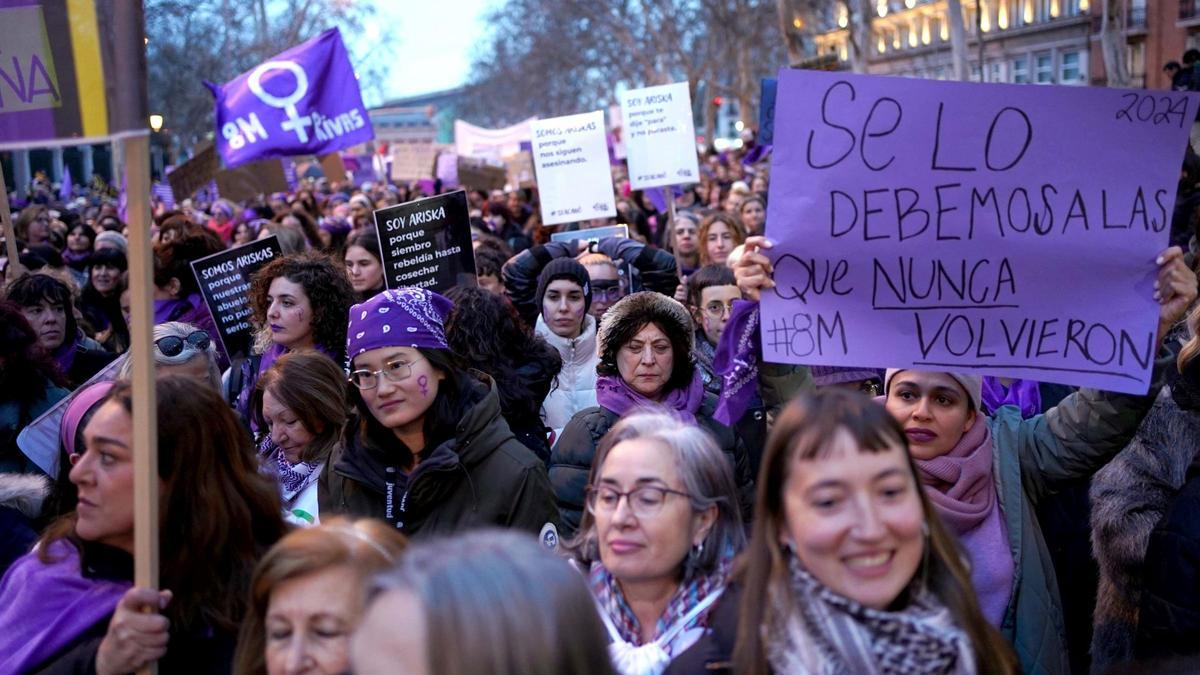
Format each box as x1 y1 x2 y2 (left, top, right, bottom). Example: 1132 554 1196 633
549 392 754 538
319 374 559 538
502 238 679 327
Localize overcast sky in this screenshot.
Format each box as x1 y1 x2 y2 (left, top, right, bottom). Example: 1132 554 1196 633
369 0 497 101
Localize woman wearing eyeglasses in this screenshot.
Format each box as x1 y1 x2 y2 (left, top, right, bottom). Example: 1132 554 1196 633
551 292 755 538
567 411 744 675
252 351 347 527
320 288 559 538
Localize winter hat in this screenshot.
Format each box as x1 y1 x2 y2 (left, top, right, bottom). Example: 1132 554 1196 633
346 288 453 360
810 365 884 388
596 291 696 395
60 381 114 457
884 369 983 411
536 258 592 316
94 231 127 255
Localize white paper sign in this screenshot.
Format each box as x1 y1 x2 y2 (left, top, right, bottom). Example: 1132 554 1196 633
454 117 536 161
620 82 700 190
531 110 616 225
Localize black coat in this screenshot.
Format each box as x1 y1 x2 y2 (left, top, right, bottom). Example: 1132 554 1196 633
1135 466 1200 661
662 583 741 675
319 375 559 538
549 393 754 538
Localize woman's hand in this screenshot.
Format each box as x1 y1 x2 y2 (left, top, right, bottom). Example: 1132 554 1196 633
732 236 775 302
674 276 689 304
1155 246 1198 345
95 587 172 675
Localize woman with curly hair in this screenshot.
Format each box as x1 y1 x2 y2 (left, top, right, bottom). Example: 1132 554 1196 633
445 286 562 463
229 252 356 430
0 301 70 474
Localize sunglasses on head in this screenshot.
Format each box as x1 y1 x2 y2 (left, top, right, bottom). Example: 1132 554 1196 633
155 330 211 357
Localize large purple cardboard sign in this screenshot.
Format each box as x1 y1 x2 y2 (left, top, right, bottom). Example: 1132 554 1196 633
760 70 1195 394
207 28 373 168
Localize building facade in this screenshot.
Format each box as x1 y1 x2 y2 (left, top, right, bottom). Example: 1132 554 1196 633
804 1 1198 91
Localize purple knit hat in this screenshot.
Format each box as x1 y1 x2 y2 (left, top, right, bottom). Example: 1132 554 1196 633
346 288 453 360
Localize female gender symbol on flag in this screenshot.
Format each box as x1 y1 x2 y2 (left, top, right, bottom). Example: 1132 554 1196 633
206 28 374 168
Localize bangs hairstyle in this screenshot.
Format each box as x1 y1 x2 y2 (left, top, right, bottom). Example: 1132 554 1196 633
567 412 745 578
732 388 1018 675
350 347 468 463
6 272 79 340
252 350 349 465
233 518 408 675
248 251 356 363
686 264 737 308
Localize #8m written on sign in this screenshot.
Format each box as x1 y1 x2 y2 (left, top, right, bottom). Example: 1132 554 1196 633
759 69 1195 395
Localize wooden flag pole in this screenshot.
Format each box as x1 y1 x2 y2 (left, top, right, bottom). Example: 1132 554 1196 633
0 165 25 282
124 133 158 675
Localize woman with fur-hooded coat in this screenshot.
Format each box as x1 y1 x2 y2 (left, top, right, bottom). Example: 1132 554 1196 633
549 291 754 537
0 473 50 577
1090 317 1200 671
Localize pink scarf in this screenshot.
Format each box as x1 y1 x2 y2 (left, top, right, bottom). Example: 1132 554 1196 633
912 419 996 534
913 419 1013 625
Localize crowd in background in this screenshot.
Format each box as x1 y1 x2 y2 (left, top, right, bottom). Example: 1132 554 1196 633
0 129 1199 674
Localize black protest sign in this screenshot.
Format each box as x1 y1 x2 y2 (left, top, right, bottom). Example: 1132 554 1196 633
190 236 283 361
168 142 219 200
373 190 477 293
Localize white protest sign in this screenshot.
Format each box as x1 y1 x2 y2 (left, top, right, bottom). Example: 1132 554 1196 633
531 111 616 225
620 82 700 190
455 118 536 161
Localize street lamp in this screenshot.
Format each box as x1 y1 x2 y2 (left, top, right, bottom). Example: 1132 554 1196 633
149 114 164 133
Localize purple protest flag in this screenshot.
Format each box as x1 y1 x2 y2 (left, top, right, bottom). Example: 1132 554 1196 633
759 69 1196 395
207 28 374 168
152 181 176 209
58 165 72 202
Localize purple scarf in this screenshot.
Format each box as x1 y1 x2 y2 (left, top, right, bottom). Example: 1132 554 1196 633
911 416 1013 626
153 294 202 324
595 371 704 423
713 300 761 425
52 336 79 379
62 249 91 269
0 540 130 673
980 377 1042 419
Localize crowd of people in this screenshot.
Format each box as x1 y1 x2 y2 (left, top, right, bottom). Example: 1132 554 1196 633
0 132 1199 675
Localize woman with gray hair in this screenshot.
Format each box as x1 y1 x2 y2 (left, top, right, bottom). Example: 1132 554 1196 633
117 321 220 390
568 411 745 675
351 529 615 675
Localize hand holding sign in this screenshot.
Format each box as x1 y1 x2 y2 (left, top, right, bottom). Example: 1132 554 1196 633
733 236 775 302
761 69 1197 394
1153 246 1197 343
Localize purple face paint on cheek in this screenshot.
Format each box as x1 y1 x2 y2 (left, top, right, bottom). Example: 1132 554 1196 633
417 375 429 397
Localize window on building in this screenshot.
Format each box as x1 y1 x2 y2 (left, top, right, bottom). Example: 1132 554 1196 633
971 64 982 82
1012 56 1029 83
989 61 1006 82
1059 50 1084 84
1035 52 1053 83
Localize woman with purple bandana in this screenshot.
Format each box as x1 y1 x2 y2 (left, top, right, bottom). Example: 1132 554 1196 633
322 288 559 539
230 252 356 431
729 235 1197 674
